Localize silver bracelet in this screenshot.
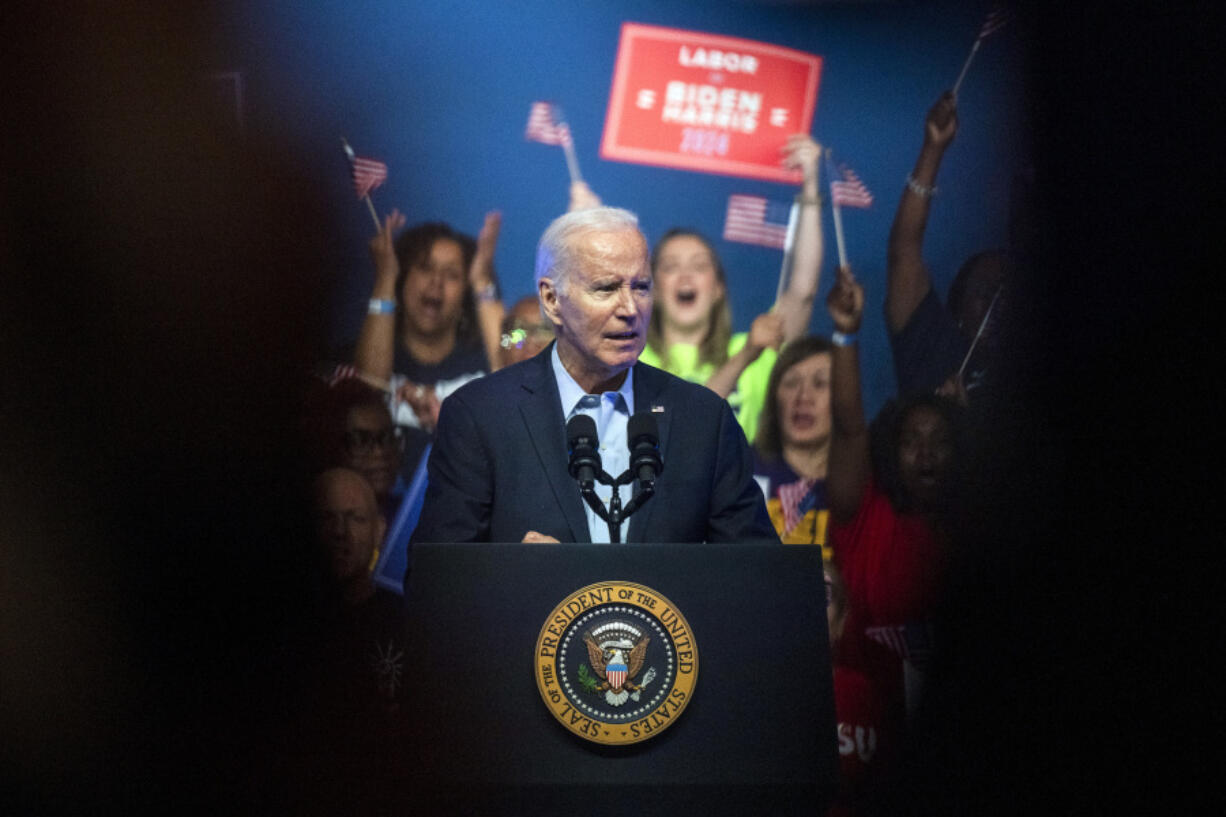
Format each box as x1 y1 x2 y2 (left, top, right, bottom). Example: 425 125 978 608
905 173 938 198
475 282 499 303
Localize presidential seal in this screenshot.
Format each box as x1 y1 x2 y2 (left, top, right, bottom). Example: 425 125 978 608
534 582 698 746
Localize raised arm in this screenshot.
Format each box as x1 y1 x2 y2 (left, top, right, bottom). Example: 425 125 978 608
704 312 783 398
886 92 957 334
825 265 871 524
469 211 506 370
704 135 824 397
354 209 407 383
776 133 824 342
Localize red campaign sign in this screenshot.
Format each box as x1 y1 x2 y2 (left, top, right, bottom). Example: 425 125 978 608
600 23 822 184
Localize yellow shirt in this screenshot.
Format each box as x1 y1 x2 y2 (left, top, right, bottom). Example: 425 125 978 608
638 332 776 443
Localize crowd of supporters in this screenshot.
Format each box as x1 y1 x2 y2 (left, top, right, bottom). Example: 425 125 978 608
14 3 1207 813
290 90 1032 815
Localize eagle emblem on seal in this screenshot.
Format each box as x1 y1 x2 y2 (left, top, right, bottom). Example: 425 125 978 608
582 621 655 706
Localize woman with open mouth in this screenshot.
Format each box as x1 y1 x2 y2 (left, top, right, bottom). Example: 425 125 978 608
638 134 826 444
750 335 836 559
352 210 497 434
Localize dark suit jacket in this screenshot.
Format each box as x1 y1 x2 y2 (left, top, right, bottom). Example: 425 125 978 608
410 346 779 545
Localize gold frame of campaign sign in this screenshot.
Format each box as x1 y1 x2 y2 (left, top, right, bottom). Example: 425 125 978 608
535 581 699 746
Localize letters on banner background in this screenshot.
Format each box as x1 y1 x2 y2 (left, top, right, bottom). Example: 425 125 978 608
600 23 822 183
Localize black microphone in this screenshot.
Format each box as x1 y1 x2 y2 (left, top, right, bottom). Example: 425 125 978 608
627 412 663 485
566 414 601 487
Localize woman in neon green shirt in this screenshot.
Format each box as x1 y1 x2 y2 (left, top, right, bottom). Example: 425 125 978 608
640 134 826 442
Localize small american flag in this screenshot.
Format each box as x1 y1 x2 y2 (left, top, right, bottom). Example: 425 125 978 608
830 164 873 209
778 478 817 534
978 7 1011 39
525 101 572 147
865 625 907 656
325 363 358 386
342 140 388 200
865 621 933 670
723 194 790 249
350 157 387 199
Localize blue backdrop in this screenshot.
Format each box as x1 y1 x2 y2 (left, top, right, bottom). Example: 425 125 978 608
233 0 1028 418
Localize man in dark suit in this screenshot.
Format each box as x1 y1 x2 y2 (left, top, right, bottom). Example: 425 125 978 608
410 207 778 545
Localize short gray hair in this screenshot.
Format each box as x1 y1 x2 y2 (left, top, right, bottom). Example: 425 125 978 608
534 206 642 294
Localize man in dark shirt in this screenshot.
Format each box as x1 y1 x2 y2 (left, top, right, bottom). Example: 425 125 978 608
310 468 406 720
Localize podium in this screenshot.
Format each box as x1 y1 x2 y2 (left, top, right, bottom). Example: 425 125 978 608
400 542 837 815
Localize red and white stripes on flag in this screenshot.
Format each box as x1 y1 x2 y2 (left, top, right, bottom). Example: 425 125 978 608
350 156 388 200
778 478 816 534
606 665 627 690
865 622 934 671
830 165 873 209
978 7 1012 39
525 102 572 147
325 363 358 387
723 194 790 249
865 625 908 657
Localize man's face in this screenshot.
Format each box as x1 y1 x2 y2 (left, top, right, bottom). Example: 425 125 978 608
541 227 652 387
314 471 385 583
342 404 401 499
500 296 554 367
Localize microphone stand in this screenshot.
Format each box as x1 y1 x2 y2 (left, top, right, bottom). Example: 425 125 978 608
579 468 657 544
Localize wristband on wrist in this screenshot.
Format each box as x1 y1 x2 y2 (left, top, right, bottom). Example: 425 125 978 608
368 298 396 315
905 173 938 198
475 282 499 303
831 330 857 347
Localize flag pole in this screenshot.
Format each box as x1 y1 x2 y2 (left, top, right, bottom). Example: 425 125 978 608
952 37 982 99
561 138 583 184
342 137 383 232
955 284 1001 380
550 106 583 183
825 150 849 269
357 370 393 395
831 201 848 270
775 202 800 305
363 195 381 233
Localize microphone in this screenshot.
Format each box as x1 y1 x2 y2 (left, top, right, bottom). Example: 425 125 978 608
566 414 601 487
627 412 663 485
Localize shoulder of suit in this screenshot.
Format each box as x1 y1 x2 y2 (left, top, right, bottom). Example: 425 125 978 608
445 352 549 405
633 359 730 414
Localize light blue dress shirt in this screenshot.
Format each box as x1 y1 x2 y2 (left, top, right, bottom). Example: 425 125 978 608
551 345 634 543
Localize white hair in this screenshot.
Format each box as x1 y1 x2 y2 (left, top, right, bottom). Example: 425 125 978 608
534 206 642 295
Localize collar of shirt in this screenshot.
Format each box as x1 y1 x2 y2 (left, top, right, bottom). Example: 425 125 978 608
551 344 635 420
551 345 634 543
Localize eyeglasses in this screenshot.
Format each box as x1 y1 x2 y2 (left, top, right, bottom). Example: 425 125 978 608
343 427 405 456
500 323 553 350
